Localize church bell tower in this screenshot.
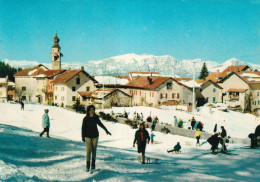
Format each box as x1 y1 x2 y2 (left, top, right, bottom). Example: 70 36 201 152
50 33 63 70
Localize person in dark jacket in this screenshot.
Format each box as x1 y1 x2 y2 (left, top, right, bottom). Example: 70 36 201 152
255 124 260 147
146 116 152 123
220 126 227 151
249 124 260 148
191 117 196 130
21 101 24 111
207 133 220 154
81 105 111 172
167 142 181 153
133 123 150 164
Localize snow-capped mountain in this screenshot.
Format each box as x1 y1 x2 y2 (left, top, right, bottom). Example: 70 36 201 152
2 54 260 78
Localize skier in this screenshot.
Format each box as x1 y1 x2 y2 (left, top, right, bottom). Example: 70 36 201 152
191 117 196 130
207 133 220 154
82 105 112 172
197 121 204 131
174 116 178 127
220 126 227 152
20 101 24 111
167 142 181 153
133 123 150 164
150 131 155 144
195 129 201 146
151 116 158 131
39 109 50 138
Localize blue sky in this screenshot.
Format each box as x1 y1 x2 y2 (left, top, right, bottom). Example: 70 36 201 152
0 0 259 64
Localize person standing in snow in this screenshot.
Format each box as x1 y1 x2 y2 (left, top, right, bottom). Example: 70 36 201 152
146 116 152 123
174 116 178 127
150 131 155 144
220 126 227 152
40 109 50 138
141 113 144 121
167 142 181 153
195 129 201 146
20 101 24 111
191 117 196 130
81 105 111 172
213 124 217 133
133 123 150 164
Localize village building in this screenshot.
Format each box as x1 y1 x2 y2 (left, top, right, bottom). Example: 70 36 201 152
218 71 260 112
0 76 15 102
52 68 98 107
14 64 65 104
196 79 223 105
78 88 131 108
124 76 197 107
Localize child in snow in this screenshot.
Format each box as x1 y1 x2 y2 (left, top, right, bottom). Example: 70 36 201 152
174 116 178 127
167 142 181 153
177 119 183 128
141 113 144 121
133 123 150 164
150 131 155 144
40 109 50 138
82 105 112 172
195 129 201 146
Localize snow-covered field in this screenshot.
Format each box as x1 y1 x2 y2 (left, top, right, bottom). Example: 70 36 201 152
0 103 260 181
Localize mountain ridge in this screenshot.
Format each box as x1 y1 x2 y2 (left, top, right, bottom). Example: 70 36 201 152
2 54 260 78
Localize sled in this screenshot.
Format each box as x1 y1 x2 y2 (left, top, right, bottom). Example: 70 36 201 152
168 150 181 154
137 155 160 164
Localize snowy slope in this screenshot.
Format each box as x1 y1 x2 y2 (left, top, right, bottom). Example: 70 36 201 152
0 103 260 181
3 54 260 78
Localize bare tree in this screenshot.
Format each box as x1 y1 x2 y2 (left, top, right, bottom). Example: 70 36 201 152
15 87 24 102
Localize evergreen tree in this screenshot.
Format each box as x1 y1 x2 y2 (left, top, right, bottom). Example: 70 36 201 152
199 62 209 80
0 60 22 81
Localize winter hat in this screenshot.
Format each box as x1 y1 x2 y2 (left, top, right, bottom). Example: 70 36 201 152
44 109 49 113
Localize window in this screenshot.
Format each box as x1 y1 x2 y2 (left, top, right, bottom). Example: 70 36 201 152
140 91 141 96
61 87 65 91
86 86 90 91
152 92 154 97
258 92 260 97
72 87 76 91
55 96 57 100
72 96 76 101
200 88 202 92
0 85 2 87
22 96 26 100
22 86 26 91
83 96 87 101
213 88 216 92
258 100 260 105
213 97 216 102
76 78 80 85
172 93 174 98
167 82 172 90
61 96 64 101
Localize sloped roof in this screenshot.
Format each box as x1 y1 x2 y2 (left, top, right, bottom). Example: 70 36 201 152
14 64 64 78
53 69 98 84
125 76 172 89
200 79 223 89
228 88 247 93
79 88 131 99
219 71 260 85
174 78 192 81
219 65 249 78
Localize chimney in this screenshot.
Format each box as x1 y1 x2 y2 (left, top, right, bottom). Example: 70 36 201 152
81 66 84 70
147 76 153 85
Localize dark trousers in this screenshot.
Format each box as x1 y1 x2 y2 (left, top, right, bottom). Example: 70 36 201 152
40 127 50 137
196 136 200 144
138 141 146 155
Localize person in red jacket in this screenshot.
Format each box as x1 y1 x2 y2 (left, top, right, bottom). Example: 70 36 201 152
133 123 150 164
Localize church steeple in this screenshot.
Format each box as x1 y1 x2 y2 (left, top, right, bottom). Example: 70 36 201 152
50 33 63 70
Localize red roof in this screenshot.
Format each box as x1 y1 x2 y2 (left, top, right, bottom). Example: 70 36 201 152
78 91 93 97
126 76 172 89
219 65 249 78
228 88 247 93
174 78 192 81
53 70 82 83
15 65 65 77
